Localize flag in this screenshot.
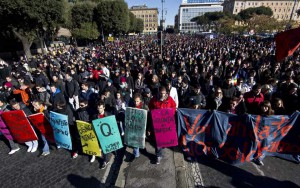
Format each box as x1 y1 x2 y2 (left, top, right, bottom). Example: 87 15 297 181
275 27 300 62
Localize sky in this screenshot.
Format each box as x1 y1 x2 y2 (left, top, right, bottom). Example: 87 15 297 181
125 0 182 26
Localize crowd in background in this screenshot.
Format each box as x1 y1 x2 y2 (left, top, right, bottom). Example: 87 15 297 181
0 34 299 166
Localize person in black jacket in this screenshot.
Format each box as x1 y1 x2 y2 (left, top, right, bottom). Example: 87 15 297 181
65 72 80 110
33 69 49 88
54 101 80 159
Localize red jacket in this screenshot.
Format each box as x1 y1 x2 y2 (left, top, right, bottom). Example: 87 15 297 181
148 96 176 111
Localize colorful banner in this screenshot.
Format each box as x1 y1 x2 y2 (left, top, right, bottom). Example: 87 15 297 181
0 110 13 140
49 111 72 150
177 109 300 164
124 107 147 148
151 108 178 148
1 110 38 143
92 115 123 154
2 110 38 143
76 120 101 157
28 113 55 143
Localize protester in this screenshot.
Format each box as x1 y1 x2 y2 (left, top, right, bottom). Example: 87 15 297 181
148 86 176 164
10 99 38 153
129 93 149 159
31 99 51 156
0 34 299 166
0 97 20 154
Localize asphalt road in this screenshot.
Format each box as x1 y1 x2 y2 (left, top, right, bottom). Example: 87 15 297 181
0 136 123 188
187 156 300 188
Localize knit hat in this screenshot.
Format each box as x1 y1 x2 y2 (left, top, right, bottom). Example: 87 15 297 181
144 88 151 94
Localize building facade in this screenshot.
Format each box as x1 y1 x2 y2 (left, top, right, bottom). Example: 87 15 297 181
223 0 300 22
129 5 158 34
179 0 224 33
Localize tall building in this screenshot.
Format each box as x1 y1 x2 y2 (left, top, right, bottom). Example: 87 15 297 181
129 5 158 34
179 0 224 33
223 0 300 22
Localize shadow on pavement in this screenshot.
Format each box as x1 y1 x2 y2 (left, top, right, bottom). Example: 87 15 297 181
67 174 106 188
197 157 300 188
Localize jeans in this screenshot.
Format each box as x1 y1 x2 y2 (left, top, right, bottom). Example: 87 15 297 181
100 152 108 164
133 147 140 157
41 135 49 152
8 140 19 150
156 147 163 157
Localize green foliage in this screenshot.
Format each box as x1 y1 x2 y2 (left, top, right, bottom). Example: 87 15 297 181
238 6 273 21
94 0 129 35
191 11 235 32
72 22 99 39
135 18 144 33
71 2 96 28
0 0 65 57
129 12 137 33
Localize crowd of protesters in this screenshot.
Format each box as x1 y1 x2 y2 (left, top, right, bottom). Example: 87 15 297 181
0 34 299 167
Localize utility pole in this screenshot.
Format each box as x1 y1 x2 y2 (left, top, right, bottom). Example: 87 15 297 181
161 0 165 58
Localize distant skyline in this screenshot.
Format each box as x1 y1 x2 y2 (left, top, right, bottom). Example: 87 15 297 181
125 0 182 26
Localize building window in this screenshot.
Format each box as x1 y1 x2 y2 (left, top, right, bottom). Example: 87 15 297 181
275 9 276 12
279 9 281 12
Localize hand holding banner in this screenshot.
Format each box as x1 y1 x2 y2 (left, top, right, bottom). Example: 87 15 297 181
124 107 147 148
76 120 101 157
28 113 55 143
151 108 178 148
92 115 123 154
50 111 72 150
2 110 38 143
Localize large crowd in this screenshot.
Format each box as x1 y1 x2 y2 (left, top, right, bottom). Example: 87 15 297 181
0 34 299 167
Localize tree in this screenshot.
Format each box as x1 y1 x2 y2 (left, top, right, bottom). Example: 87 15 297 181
129 12 137 33
191 15 209 31
0 0 65 58
72 22 99 40
238 6 274 33
191 11 235 32
71 2 96 28
238 6 273 21
135 18 144 33
94 0 129 36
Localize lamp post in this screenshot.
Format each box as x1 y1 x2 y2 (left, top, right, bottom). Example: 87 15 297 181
160 0 165 58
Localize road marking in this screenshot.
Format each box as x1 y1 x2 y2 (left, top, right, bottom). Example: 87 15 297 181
193 163 205 187
101 155 115 184
251 162 265 176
